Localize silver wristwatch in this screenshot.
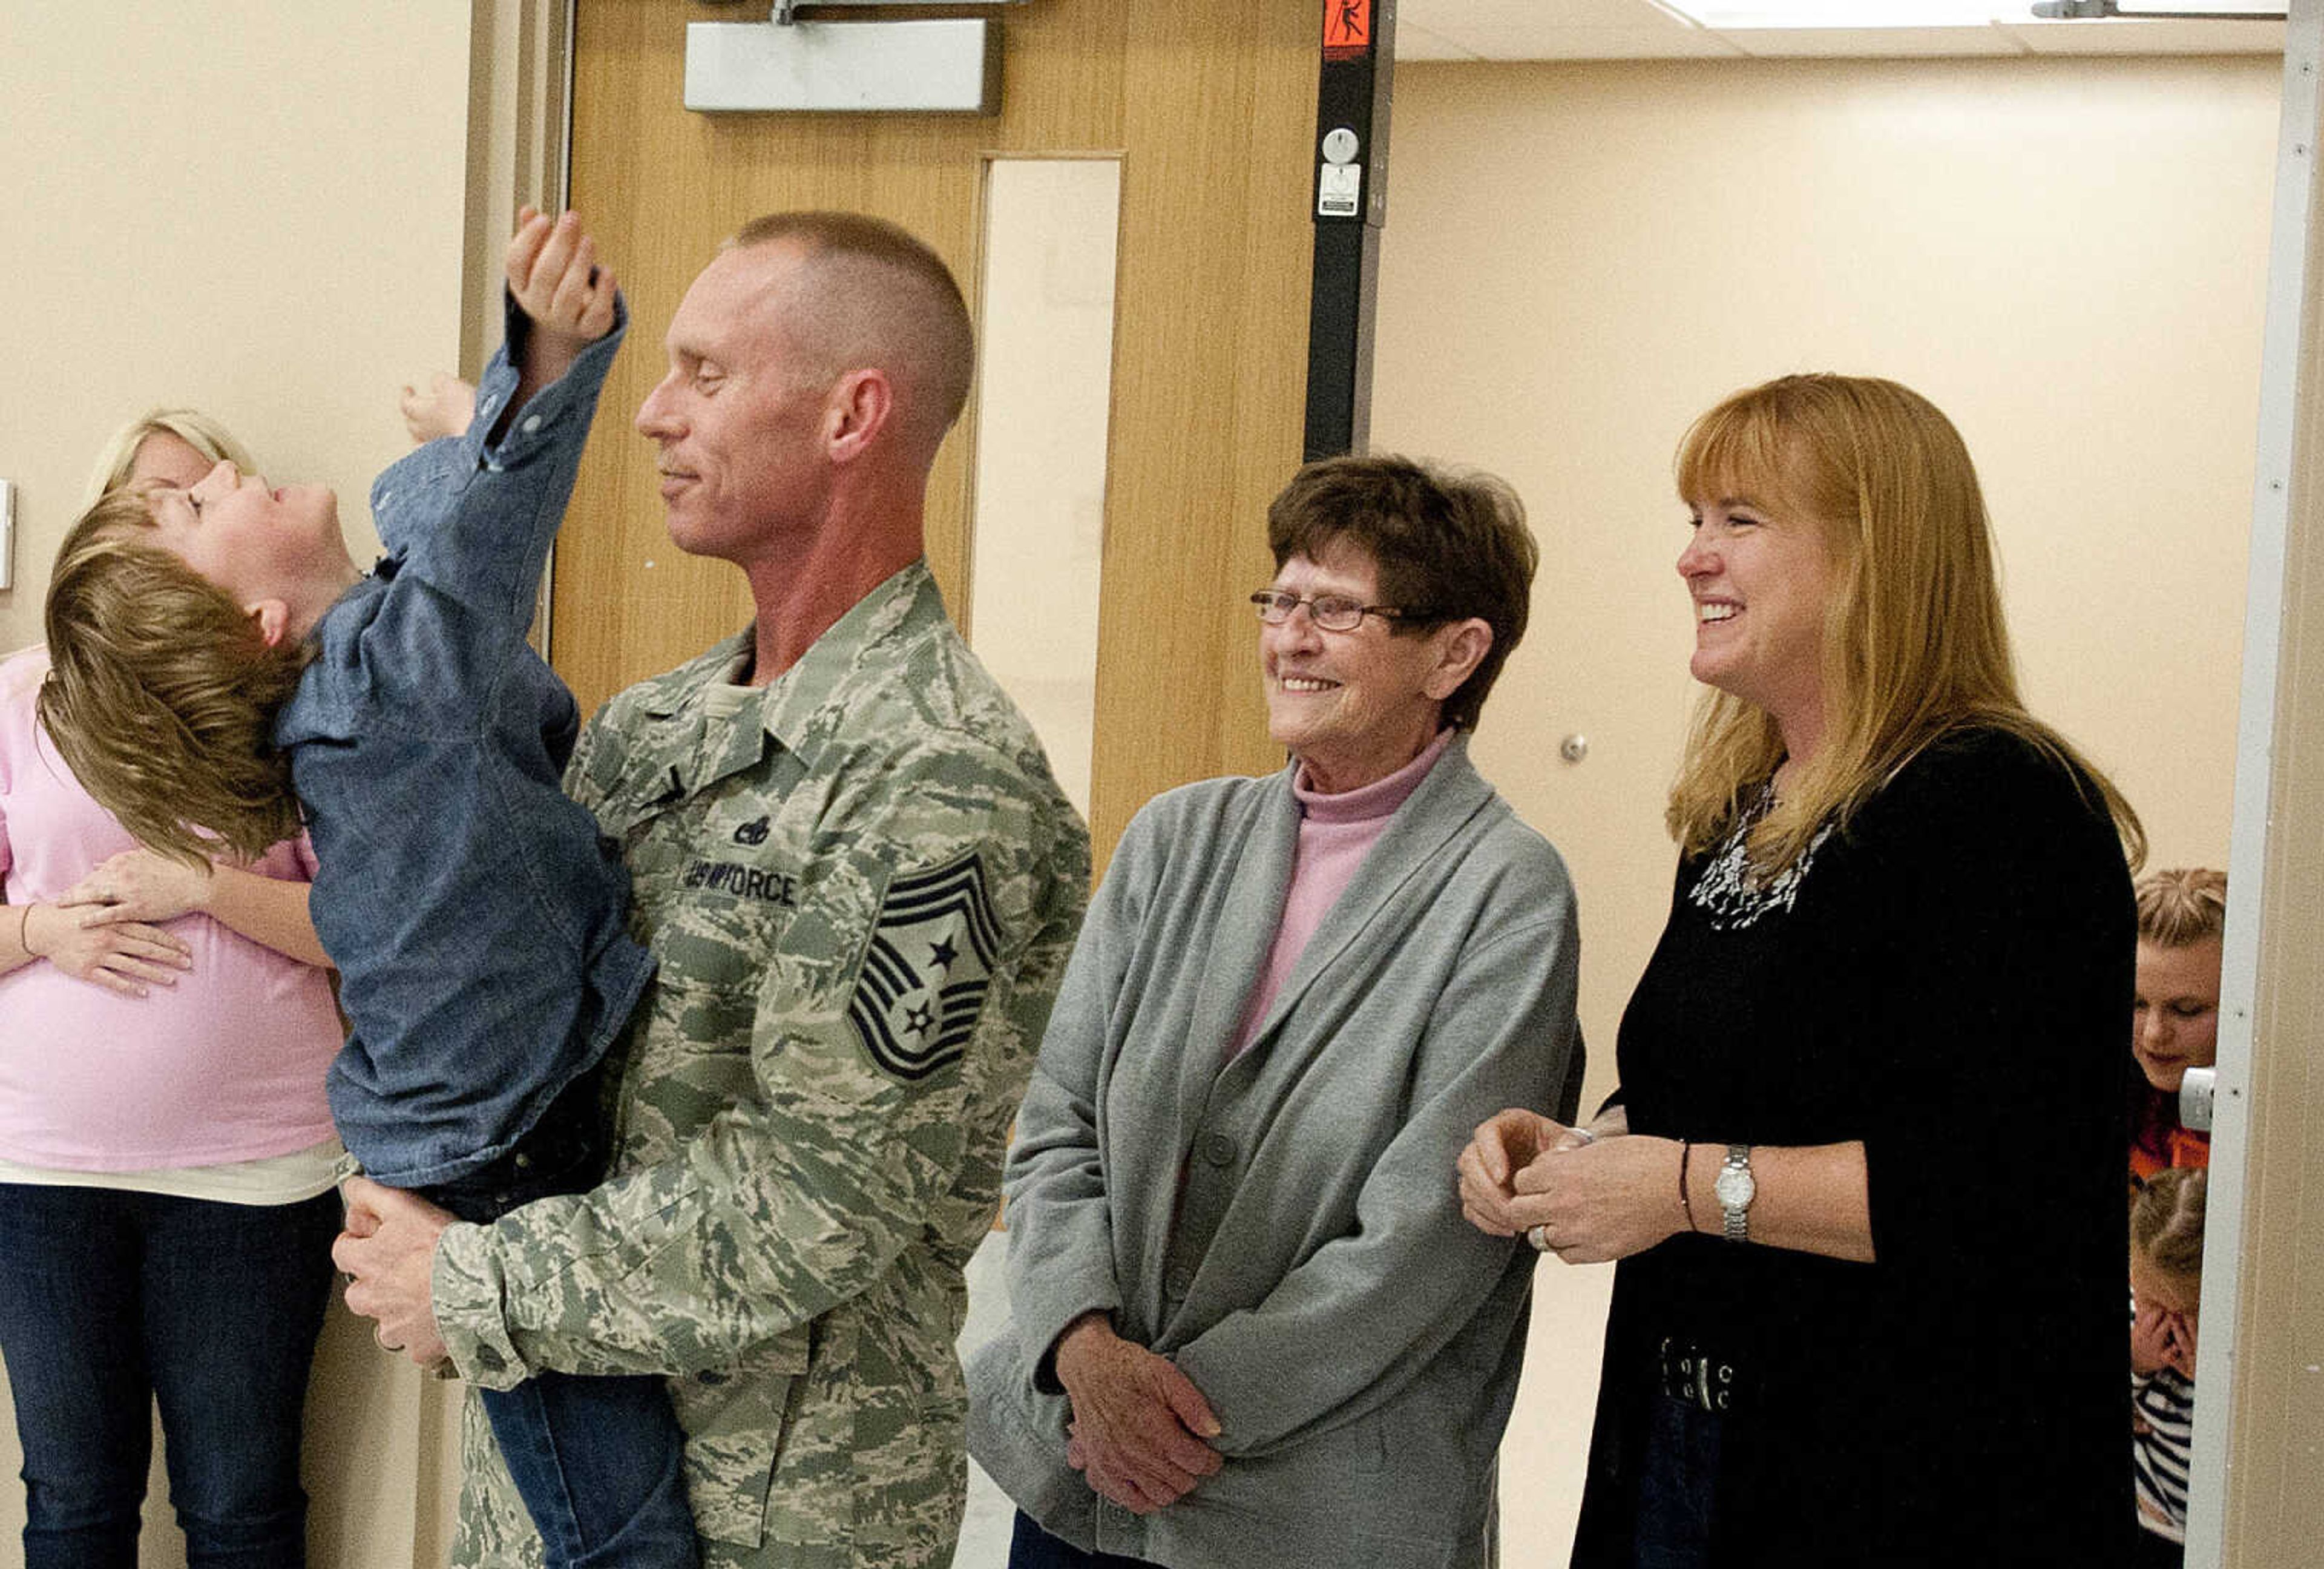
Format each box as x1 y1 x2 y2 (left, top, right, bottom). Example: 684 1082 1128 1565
1715 1143 1756 1243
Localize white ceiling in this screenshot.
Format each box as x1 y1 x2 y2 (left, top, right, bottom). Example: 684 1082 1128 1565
1393 0 2285 61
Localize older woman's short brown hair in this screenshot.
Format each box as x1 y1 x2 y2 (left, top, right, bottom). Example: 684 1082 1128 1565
1265 454 1537 731
2135 867 2228 949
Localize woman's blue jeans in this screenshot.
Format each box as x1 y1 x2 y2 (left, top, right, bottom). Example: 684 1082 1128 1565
0 1182 340 1568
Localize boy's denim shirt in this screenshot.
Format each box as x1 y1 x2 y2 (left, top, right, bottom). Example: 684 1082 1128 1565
275 296 653 1188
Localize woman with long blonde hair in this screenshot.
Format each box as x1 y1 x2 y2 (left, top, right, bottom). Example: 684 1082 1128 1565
0 409 344 1567
1461 374 2139 1563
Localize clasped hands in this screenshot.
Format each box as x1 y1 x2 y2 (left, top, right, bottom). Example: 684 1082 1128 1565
28 847 205 996
1457 1107 1683 1265
334 1176 458 1372
1052 1314 1222 1515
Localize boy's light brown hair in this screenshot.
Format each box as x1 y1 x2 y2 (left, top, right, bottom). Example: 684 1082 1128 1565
39 488 309 866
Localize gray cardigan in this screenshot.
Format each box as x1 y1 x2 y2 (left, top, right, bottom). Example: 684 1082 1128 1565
967 737 1584 1568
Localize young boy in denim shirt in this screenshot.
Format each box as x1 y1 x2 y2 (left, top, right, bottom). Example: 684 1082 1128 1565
42 210 695 1569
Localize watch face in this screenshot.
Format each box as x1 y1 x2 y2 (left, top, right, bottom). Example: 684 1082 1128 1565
1715 1163 1756 1211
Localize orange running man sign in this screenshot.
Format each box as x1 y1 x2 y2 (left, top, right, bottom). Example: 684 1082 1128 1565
1324 0 1371 61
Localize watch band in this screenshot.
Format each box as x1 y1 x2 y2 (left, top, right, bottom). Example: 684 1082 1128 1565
1719 1142 1754 1243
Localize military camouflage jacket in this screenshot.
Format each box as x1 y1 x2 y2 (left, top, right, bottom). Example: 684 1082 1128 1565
432 562 1089 1567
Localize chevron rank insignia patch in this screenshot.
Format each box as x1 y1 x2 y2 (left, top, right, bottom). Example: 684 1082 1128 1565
848 851 999 1081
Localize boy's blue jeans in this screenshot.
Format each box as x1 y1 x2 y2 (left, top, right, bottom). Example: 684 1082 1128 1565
422 1067 697 1569
0 1183 340 1568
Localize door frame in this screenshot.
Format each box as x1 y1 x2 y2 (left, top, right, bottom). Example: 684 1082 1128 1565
472 5 2324 1562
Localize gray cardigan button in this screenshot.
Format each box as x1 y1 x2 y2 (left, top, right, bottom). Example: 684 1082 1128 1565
1200 1133 1236 1166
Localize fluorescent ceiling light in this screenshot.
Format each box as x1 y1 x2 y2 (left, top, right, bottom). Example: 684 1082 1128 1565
1664 1 2021 22
2114 1 2285 12
1666 0 2283 19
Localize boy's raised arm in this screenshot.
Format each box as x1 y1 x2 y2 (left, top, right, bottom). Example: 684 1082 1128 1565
494 206 619 441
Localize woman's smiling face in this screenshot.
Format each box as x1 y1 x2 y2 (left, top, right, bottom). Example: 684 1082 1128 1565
1676 492 1833 753
2133 937 2224 1093
1260 542 1458 795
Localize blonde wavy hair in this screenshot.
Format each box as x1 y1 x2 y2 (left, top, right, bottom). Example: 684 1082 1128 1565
2131 1165 2205 1284
1667 373 2144 874
82 407 258 505
2135 867 2227 950
39 488 309 866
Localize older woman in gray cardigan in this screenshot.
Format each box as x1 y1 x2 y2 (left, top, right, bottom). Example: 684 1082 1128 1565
968 455 1584 1569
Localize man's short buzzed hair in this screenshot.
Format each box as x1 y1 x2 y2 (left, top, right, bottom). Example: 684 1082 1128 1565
727 212 976 451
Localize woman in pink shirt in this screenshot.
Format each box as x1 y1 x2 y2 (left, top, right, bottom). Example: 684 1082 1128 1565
0 412 345 1568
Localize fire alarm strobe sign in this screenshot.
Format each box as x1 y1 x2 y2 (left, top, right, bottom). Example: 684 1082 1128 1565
1324 0 1370 61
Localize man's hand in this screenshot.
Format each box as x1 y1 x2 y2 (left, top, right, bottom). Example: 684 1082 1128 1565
1052 1315 1221 1515
18 900 189 997
58 847 215 925
335 1177 456 1369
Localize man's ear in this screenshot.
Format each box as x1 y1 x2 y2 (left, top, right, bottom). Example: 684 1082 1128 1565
1423 618 1494 702
825 368 894 463
246 599 291 650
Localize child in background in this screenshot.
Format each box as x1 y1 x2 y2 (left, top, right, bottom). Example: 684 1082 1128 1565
2130 868 2225 1186
39 210 696 1569
2130 1166 2205 1568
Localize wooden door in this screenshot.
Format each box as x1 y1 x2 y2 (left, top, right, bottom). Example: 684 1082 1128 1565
554 0 1320 864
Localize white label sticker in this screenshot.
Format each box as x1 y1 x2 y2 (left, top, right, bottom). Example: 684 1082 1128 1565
1317 163 1362 219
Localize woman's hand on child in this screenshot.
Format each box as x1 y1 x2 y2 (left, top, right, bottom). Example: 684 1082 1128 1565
507 206 617 350
20 901 190 997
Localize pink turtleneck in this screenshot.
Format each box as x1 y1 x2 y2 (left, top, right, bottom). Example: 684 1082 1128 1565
1224 729 1455 1062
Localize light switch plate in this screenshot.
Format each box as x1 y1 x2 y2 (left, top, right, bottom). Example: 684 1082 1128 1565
0 479 14 591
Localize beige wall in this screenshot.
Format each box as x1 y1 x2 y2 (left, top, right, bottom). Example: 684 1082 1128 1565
0 3 475 1564
0 0 474 648
1369 54 2279 1564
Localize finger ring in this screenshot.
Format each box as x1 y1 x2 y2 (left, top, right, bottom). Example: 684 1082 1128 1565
1527 1223 1554 1253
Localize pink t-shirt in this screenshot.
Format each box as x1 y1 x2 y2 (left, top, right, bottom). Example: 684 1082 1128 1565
0 648 341 1170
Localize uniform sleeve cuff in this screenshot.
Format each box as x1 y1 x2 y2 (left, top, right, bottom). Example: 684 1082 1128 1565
432 1220 531 1392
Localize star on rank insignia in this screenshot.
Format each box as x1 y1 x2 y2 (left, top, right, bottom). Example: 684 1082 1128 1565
847 850 999 1081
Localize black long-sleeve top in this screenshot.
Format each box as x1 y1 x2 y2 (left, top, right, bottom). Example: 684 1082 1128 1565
1572 726 2137 1565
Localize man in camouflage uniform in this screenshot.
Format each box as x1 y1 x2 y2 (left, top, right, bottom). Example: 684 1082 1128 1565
335 212 1090 1567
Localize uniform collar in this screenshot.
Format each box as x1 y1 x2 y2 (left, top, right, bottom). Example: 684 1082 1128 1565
630 560 945 772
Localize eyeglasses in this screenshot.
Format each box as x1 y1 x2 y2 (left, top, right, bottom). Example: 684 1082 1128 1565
1249 590 1433 632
